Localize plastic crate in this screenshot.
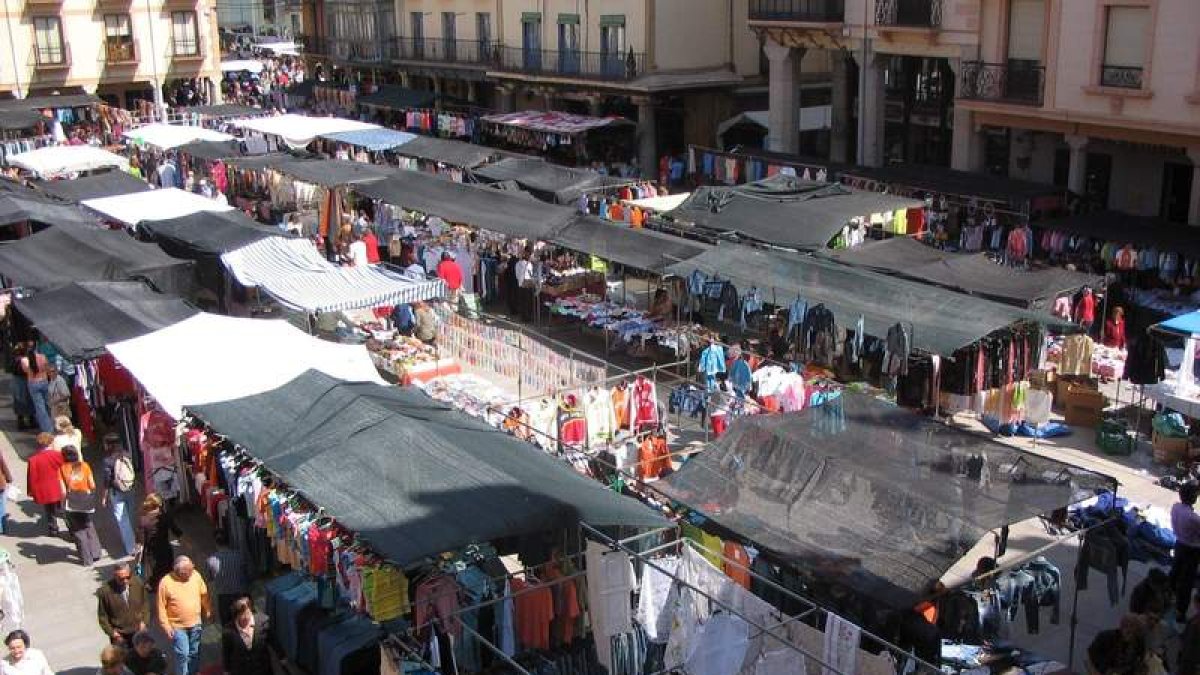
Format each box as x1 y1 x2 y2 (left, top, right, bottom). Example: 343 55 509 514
1095 419 1135 456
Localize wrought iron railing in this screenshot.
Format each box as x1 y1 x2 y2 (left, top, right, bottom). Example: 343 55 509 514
749 0 844 21
875 0 941 27
493 46 644 81
31 43 69 67
958 60 1045 106
169 36 203 58
103 41 138 64
1100 65 1143 89
328 38 386 63
391 38 493 64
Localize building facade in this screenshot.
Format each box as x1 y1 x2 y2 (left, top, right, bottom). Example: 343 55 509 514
957 0 1200 223
300 0 765 175
0 0 223 109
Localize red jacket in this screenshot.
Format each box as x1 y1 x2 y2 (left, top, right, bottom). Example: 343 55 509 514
27 448 65 505
436 260 463 291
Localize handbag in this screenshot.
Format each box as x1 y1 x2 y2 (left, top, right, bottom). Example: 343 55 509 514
64 489 97 513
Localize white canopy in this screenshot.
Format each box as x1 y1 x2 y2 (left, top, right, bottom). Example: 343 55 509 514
122 123 234 150
255 41 299 55
83 188 233 227
7 146 129 178
625 192 690 212
106 312 384 419
231 114 380 148
221 237 445 312
220 59 264 74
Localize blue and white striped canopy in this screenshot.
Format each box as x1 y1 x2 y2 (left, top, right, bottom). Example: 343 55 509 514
319 128 418 152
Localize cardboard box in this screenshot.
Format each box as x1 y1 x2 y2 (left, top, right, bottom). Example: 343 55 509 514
1153 432 1190 464
1063 385 1105 427
1029 369 1055 392
1055 376 1095 410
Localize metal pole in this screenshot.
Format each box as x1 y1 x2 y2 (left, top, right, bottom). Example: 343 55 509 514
458 622 533 675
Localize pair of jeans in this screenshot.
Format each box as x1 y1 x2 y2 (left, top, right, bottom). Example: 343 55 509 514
25 379 52 433
171 624 202 675
1171 542 1200 620
66 512 102 565
0 489 6 534
42 502 61 535
109 489 137 556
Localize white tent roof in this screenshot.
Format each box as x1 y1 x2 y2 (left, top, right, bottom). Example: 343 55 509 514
7 146 129 178
231 114 380 148
122 123 234 150
625 192 690 212
221 237 445 312
220 59 264 73
106 312 384 419
83 188 233 227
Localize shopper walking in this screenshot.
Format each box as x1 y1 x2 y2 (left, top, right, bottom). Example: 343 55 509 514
26 434 64 536
97 645 134 675
97 563 149 647
8 344 34 431
123 632 167 675
206 535 249 624
157 556 211 675
19 345 52 433
1171 482 1200 623
100 433 138 556
60 445 103 566
137 494 181 591
0 630 52 675
0 447 12 535
52 415 82 454
45 366 70 420
221 597 270 675
436 251 463 300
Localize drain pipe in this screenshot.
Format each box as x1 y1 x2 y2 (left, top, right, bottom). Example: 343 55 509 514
2 0 23 97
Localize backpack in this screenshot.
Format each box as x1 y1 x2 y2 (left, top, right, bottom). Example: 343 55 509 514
113 455 136 493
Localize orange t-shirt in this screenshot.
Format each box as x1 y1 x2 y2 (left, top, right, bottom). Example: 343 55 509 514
612 388 629 429
723 542 752 589
59 462 95 493
511 578 554 651
630 208 645 228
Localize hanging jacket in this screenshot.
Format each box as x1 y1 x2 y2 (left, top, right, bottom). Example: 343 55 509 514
1075 522 1130 606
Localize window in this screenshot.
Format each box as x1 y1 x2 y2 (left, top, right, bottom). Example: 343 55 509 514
32 17 65 65
558 15 579 74
442 11 456 59
104 14 135 62
521 13 541 70
476 12 491 49
600 16 625 77
170 11 199 56
1007 0 1044 62
410 11 424 56
1101 5 1149 89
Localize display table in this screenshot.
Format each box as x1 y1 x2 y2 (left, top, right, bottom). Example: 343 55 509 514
1144 381 1200 418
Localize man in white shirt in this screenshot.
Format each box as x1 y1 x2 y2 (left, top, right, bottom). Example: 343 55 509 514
347 232 369 267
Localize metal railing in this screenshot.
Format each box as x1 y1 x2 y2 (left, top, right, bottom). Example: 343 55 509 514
169 36 203 58
749 0 844 21
875 0 941 27
494 45 644 81
1100 65 1143 89
31 44 69 68
391 37 493 64
103 40 138 64
328 38 386 63
958 60 1045 106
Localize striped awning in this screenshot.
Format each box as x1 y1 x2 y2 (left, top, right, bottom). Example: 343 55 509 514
221 237 445 312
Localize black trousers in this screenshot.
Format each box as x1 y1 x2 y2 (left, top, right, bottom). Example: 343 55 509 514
1171 542 1200 619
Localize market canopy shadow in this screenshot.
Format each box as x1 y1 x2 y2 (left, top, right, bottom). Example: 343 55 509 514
188 370 667 566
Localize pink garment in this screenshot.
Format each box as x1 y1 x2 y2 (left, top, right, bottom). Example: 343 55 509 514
412 574 462 636
778 379 807 412
628 376 659 431
211 161 228 194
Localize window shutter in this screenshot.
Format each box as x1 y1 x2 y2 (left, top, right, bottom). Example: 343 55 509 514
1006 0 1044 61
1104 6 1148 67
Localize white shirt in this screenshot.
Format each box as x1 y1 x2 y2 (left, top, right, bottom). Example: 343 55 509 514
2 648 54 675
348 241 369 267
514 259 534 286
213 191 228 207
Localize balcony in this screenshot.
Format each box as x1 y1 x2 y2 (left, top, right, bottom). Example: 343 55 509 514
168 36 204 60
31 44 69 69
391 38 493 65
103 40 138 65
875 0 941 28
1100 65 1143 90
749 0 844 22
958 60 1044 106
493 46 644 81
328 38 386 64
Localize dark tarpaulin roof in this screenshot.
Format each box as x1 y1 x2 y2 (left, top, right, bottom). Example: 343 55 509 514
472 158 621 204
15 281 197 360
820 238 1103 310
176 140 248 161
354 172 575 241
550 216 710 272
189 370 666 566
666 244 1075 356
392 136 498 169
0 226 193 295
0 93 101 111
1034 210 1200 257
0 179 100 228
356 85 439 110
670 175 922 250
32 172 152 203
659 395 1116 608
178 104 263 117
840 163 1062 206
140 210 284 258
0 109 45 131
226 156 392 187
225 152 306 171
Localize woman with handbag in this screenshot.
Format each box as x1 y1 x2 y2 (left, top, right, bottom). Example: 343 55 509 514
137 493 181 591
58 445 102 566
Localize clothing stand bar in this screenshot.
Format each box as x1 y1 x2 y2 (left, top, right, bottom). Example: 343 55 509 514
458 620 533 675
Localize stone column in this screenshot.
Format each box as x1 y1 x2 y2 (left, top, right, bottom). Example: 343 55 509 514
949 105 983 172
1188 147 1200 226
495 84 515 112
764 38 799 154
856 51 886 167
466 80 478 103
636 96 657 179
830 52 851 163
1065 134 1089 196
588 96 603 117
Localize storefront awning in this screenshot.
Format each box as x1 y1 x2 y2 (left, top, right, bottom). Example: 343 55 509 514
122 123 234 150
0 93 101 111
317 128 417 152
820 237 1103 310
140 210 285 258
550 216 709 272
220 237 445 312
472 158 622 204
83 188 234 227
189 369 667 566
31 171 152 203
107 313 384 419
0 226 193 294
666 244 1074 356
231 114 380 148
670 175 923 250
355 85 439 110
8 146 129 178
0 109 45 131
15 281 197 361
391 136 499 169
659 395 1116 608
354 172 575 241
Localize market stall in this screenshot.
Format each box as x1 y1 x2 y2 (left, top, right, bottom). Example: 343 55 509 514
1144 310 1200 420
389 135 502 179
472 157 625 205
121 123 234 150
230 113 379 149
83 187 234 229
7 146 129 178
481 110 636 166
30 171 151 203
0 179 101 234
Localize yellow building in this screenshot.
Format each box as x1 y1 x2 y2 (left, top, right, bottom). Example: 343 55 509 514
0 0 223 110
